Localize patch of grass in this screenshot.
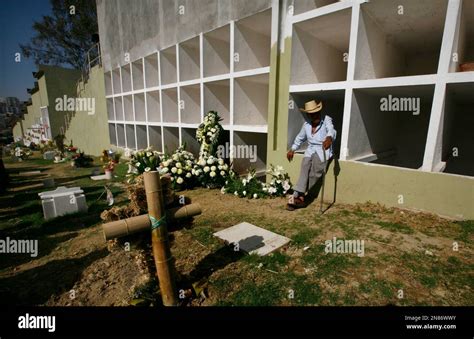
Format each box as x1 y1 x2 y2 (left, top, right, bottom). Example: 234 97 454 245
242 251 291 272
375 221 414 234
291 227 321 247
219 279 283 306
454 220 473 243
419 275 437 288
189 226 219 247
359 278 397 300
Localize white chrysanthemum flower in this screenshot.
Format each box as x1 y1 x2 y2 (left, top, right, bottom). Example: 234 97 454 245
170 177 175 181
218 159 224 165
243 191 247 196
207 158 214 165
176 162 182 168
162 167 169 173
210 171 216 178
220 171 225 176
171 167 177 174
147 152 152 157
177 168 183 175
268 187 277 194
176 177 184 184
172 154 179 161
145 167 151 172
253 193 258 199
199 159 206 166
186 172 192 178
234 191 238 196
242 179 247 186
262 187 268 192
203 166 210 173
211 166 216 171
221 187 226 194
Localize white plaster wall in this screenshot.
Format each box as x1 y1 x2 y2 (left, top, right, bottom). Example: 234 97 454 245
203 25 230 77
203 81 230 124
234 75 269 125
146 91 160 122
180 85 201 124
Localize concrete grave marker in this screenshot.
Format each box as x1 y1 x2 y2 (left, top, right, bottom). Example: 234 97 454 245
38 186 87 220
213 222 290 256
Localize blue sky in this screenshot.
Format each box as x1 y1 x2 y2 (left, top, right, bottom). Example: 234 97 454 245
0 0 52 101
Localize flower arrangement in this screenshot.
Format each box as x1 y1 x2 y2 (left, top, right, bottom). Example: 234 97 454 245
11 147 32 161
39 140 56 154
193 155 232 189
196 111 224 158
159 146 196 190
126 147 163 182
100 149 121 172
266 164 292 196
222 165 292 199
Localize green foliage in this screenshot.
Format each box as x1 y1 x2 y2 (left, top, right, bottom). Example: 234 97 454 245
20 0 98 69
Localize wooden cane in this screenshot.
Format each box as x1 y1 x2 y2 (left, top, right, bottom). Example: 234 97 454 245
320 145 327 214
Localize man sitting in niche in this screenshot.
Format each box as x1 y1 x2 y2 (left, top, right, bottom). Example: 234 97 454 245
286 100 336 210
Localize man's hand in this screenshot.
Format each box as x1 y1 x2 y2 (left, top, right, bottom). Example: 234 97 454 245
323 136 333 150
287 150 295 162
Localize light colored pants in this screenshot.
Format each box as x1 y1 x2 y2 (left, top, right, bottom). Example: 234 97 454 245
293 153 326 195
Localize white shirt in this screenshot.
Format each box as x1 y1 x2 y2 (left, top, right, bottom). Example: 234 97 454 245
290 115 337 161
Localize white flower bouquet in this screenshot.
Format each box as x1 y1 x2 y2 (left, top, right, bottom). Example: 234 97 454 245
159 145 196 190
196 110 224 158
223 165 292 199
126 147 163 182
11 147 32 161
193 155 232 189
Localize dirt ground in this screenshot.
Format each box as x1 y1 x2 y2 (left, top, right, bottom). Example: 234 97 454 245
0 155 472 306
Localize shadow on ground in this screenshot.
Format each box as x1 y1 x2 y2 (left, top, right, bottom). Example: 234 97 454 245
0 248 109 306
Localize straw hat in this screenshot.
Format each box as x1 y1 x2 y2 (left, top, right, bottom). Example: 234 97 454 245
300 100 323 113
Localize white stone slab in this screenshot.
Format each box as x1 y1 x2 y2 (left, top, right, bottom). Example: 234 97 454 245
90 174 108 180
18 170 41 176
213 222 291 256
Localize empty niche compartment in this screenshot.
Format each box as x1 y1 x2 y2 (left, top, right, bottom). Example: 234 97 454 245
441 82 474 176
293 0 339 15
291 8 351 85
134 93 146 122
232 131 267 174
203 24 230 77
136 124 148 150
348 85 435 169
123 95 134 121
181 128 201 157
107 98 115 120
234 74 269 126
148 125 163 152
108 123 117 146
160 46 177 85
125 124 136 149
450 0 474 72
234 9 271 72
114 96 124 121
179 36 200 81
105 72 113 96
288 90 345 157
112 68 121 94
162 88 179 123
163 127 180 154
180 84 201 124
355 0 448 80
132 59 144 90
117 124 126 147
121 64 132 93
146 90 160 122
144 53 159 87
204 80 230 125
